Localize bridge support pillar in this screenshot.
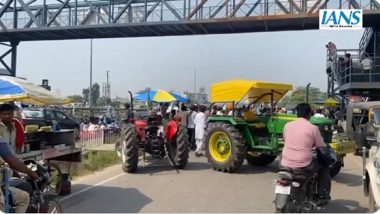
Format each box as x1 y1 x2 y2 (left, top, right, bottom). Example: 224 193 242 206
10 41 19 77
0 41 19 77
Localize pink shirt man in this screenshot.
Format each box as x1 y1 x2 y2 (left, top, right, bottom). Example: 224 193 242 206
281 118 326 168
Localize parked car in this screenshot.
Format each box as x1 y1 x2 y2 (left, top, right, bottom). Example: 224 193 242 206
363 136 380 212
20 107 80 138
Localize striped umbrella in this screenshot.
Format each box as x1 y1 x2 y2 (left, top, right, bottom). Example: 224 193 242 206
0 76 72 105
134 90 177 102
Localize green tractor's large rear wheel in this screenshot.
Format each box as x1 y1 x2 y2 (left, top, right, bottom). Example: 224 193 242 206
121 124 139 173
205 122 246 173
246 154 277 166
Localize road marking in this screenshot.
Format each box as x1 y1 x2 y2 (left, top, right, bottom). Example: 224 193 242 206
60 172 125 202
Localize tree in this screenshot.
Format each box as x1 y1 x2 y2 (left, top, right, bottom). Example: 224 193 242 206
291 86 327 104
97 97 112 107
82 83 101 106
111 100 122 108
278 86 327 107
278 95 291 107
136 87 151 94
68 95 83 103
82 89 89 105
91 83 100 106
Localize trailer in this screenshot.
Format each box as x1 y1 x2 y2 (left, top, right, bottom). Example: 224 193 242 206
17 145 82 162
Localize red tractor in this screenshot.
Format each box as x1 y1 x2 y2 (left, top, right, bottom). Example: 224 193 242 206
119 92 189 173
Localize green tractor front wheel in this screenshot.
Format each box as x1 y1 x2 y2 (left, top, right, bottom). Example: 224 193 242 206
205 122 246 173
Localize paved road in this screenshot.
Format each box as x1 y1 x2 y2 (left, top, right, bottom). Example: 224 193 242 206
61 153 369 213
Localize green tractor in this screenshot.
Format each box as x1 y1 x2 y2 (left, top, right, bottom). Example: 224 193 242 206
205 79 354 176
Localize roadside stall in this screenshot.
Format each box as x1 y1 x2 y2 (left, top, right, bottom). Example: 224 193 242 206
0 76 81 194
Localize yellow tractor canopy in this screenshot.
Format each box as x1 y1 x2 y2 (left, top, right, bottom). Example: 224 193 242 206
210 79 293 103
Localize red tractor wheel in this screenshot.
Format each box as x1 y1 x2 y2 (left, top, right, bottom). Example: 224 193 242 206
121 124 139 173
166 125 190 169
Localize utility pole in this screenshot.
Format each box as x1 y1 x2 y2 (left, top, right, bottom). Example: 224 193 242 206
106 70 110 106
194 68 197 104
89 39 93 116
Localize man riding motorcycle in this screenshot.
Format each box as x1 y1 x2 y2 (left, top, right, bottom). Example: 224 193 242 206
0 136 39 212
280 103 331 203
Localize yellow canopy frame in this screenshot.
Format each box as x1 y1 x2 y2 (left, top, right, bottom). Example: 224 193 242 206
210 79 293 103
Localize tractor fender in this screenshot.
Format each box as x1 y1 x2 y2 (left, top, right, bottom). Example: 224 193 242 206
165 120 178 142
364 162 380 206
134 120 147 140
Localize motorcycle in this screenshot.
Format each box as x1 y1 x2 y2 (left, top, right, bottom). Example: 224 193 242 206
2 160 63 213
274 147 337 213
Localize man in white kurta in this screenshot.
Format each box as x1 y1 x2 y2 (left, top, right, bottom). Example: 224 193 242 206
194 106 207 156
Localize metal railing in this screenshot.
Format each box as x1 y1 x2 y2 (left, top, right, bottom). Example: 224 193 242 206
327 48 380 85
359 28 374 55
77 128 120 152
0 0 378 31
338 54 380 85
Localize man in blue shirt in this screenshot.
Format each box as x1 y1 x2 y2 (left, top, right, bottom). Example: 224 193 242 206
0 136 39 213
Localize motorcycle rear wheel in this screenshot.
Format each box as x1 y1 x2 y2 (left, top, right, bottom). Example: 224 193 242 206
47 199 64 213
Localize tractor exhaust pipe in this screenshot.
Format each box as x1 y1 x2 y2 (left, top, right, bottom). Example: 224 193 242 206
128 91 134 118
306 83 311 104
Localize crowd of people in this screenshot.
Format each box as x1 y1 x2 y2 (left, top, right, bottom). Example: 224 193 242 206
162 104 209 157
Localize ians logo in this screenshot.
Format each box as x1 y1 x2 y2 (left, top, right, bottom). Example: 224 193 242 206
319 9 363 30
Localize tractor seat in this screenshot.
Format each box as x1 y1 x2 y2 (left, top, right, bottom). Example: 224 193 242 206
243 111 256 122
243 112 266 129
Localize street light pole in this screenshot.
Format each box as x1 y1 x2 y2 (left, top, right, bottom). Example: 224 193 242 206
89 39 93 116
106 70 110 106
194 68 197 104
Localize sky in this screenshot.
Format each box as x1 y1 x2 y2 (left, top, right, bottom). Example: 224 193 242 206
6 29 363 98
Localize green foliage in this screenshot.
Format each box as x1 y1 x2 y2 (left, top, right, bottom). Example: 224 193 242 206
278 86 327 107
91 83 100 106
71 151 120 178
278 95 291 107
82 88 89 105
110 100 122 108
97 97 112 107
82 83 101 106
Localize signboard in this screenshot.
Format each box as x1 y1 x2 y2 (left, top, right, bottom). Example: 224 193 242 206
319 9 363 30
